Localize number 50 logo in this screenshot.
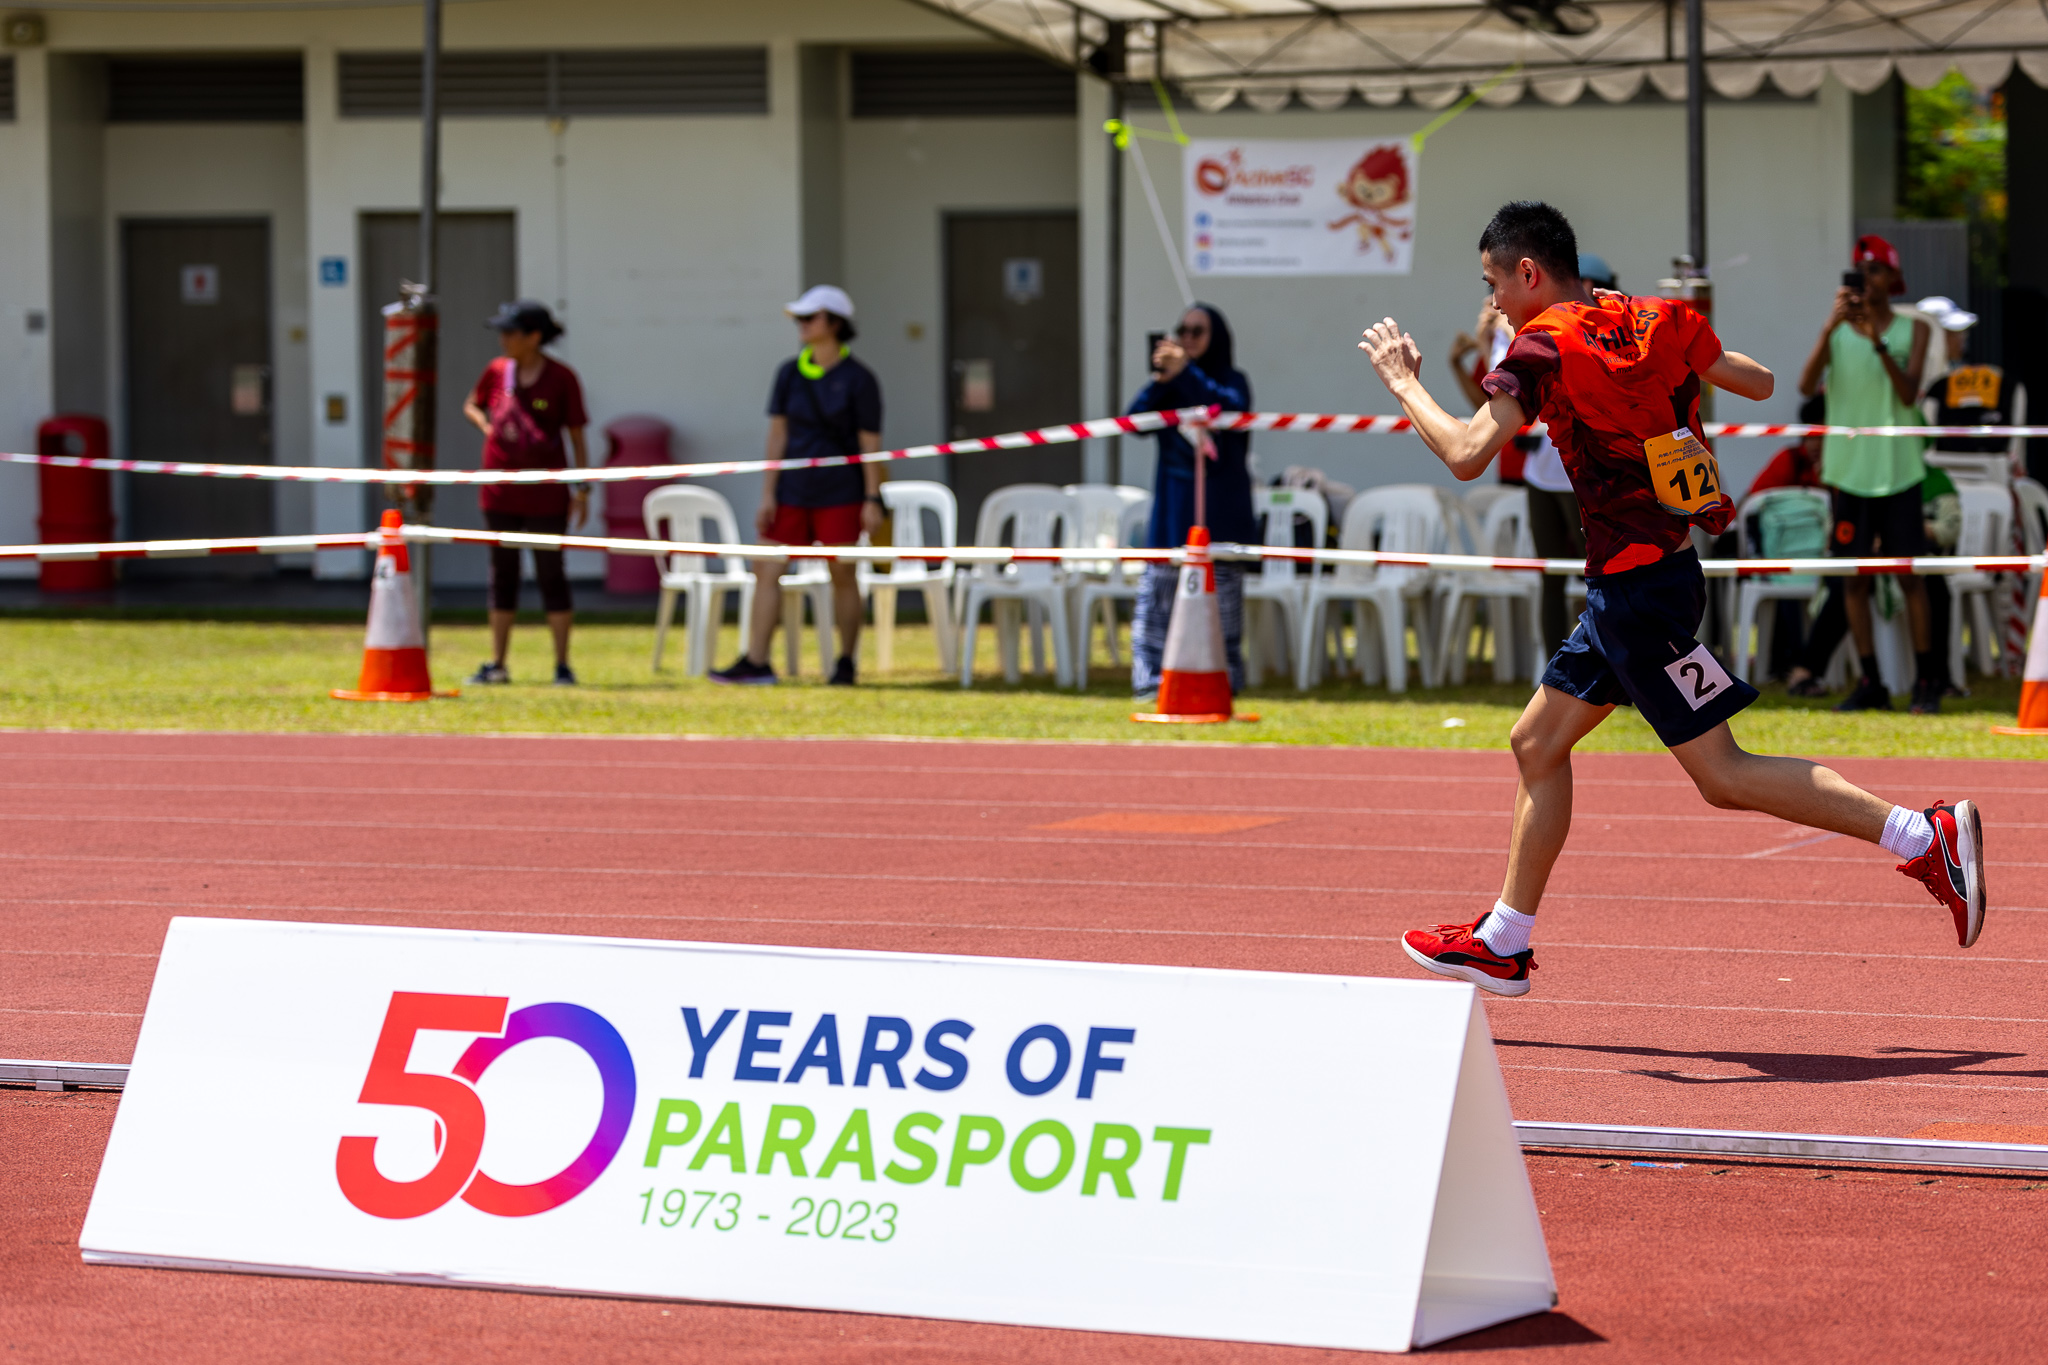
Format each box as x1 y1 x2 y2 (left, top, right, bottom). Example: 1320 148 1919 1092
336 992 637 1220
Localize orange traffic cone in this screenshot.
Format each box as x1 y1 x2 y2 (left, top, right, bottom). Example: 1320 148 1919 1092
1993 569 2048 735
332 510 449 702
1133 528 1253 724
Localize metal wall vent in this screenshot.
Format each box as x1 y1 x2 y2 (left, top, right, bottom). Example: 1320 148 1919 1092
339 49 769 117
850 51 1075 119
107 57 304 123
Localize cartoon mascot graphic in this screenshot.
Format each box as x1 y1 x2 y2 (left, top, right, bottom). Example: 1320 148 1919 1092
1328 144 1414 262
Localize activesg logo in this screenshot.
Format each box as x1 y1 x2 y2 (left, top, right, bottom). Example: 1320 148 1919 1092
336 992 637 1220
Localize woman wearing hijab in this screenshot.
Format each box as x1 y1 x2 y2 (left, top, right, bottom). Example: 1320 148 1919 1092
1126 303 1256 698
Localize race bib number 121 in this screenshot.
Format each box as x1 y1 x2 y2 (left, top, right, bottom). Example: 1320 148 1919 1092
1644 427 1722 517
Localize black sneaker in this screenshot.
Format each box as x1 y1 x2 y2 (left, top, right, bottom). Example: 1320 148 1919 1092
554 662 578 687
709 656 778 685
828 655 857 686
1834 677 1891 712
1908 677 1941 715
468 661 510 685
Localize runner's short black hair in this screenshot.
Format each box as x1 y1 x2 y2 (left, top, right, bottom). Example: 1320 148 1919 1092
826 312 858 343
1478 201 1581 282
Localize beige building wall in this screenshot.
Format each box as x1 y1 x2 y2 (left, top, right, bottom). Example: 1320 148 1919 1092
1093 86 1858 501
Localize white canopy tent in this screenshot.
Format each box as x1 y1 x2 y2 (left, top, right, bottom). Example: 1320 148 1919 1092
914 0 2048 107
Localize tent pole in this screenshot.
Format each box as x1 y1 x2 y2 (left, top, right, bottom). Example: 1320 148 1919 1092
1106 80 1124 487
1685 0 1706 267
413 0 442 644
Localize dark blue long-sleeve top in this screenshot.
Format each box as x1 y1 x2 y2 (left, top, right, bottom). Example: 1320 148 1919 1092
1127 362 1257 549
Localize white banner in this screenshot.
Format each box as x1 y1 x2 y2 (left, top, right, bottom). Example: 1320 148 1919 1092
82 919 1551 1353
1186 139 1420 277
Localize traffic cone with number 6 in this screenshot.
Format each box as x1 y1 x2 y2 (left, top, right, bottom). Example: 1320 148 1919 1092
1993 569 2048 735
332 510 451 702
1133 414 1255 725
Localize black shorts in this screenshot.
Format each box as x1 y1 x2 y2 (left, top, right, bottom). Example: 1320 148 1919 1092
1541 548 1759 747
1830 486 1925 559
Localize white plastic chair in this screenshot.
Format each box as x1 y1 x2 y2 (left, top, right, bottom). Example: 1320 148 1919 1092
957 484 1079 688
1244 485 1327 686
1728 487 1830 684
1071 493 1153 686
1296 485 1446 693
1434 488 1540 685
774 552 839 680
1949 482 2015 680
860 481 959 675
643 486 755 676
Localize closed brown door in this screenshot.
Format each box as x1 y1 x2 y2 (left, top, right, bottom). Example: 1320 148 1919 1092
944 211 1081 536
123 218 273 568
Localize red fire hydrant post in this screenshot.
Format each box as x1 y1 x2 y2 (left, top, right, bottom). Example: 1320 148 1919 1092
601 416 675 595
36 415 115 593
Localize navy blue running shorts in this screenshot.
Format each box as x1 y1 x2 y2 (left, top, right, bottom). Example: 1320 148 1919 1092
1540 547 1758 747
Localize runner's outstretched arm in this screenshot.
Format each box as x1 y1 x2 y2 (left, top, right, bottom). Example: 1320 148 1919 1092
1361 317 1524 481
1703 350 1774 402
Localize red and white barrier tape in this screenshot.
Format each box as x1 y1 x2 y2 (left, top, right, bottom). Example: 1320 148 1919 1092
0 409 1199 487
5 409 2042 487
8 525 2043 579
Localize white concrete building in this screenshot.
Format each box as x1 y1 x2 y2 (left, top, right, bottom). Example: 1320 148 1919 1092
0 0 1976 580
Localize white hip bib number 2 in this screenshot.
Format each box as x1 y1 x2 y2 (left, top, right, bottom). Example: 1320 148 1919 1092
1665 643 1734 711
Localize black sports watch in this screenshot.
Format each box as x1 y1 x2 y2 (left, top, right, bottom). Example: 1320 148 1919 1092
865 494 885 506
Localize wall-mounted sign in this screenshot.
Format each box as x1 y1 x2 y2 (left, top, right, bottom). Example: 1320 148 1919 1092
180 265 219 304
1002 258 1042 304
1185 139 1419 277
82 918 1553 1353
319 257 348 287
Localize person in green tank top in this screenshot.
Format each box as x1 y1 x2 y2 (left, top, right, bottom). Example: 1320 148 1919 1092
1797 234 1942 714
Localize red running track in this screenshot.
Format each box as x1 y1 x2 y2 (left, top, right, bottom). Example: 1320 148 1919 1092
4 730 2047 1361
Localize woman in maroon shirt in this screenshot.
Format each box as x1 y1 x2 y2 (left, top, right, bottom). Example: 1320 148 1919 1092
461 301 590 685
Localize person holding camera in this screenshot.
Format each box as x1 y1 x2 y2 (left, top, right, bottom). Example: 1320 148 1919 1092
1126 303 1255 699
1797 235 1937 713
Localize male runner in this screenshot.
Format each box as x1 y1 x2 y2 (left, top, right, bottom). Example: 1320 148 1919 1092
1360 201 1985 996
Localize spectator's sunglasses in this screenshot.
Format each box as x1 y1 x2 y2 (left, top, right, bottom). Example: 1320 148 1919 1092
1175 321 1209 336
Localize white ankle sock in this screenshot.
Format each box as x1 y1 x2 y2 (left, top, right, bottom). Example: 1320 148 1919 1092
1477 900 1536 956
1880 806 1935 860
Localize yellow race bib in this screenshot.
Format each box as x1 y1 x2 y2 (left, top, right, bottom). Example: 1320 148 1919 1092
1644 427 1723 517
1944 365 2000 410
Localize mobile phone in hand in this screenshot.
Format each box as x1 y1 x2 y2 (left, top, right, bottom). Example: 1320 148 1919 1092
1841 268 1865 298
1147 330 1167 377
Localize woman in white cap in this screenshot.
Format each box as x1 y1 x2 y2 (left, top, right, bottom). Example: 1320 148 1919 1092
711 286 884 686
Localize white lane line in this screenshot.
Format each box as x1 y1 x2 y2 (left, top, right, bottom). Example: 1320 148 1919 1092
1504 998 2048 1024
1746 831 1845 857
8 748 2048 797
0 1007 142 1017
3 837 2040 877
0 947 155 958
5 779 2045 828
1502 1063 2048 1093
4 899 2042 965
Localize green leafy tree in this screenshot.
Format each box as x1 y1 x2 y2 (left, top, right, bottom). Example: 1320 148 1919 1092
1901 72 2007 287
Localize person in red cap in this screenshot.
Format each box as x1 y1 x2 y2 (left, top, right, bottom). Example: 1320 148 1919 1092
1359 201 1986 1000
1796 234 1938 713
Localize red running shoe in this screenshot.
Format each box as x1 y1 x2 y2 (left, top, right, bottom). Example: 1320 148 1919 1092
1402 918 1537 997
1898 800 1986 947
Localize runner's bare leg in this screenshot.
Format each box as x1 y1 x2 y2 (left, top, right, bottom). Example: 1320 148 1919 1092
1667 723 1890 841
1501 685 1614 913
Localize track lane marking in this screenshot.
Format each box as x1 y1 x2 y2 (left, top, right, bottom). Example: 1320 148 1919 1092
4 900 2043 964
1506 998 2048 1024
9 748 2048 796
1502 1063 2048 1093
